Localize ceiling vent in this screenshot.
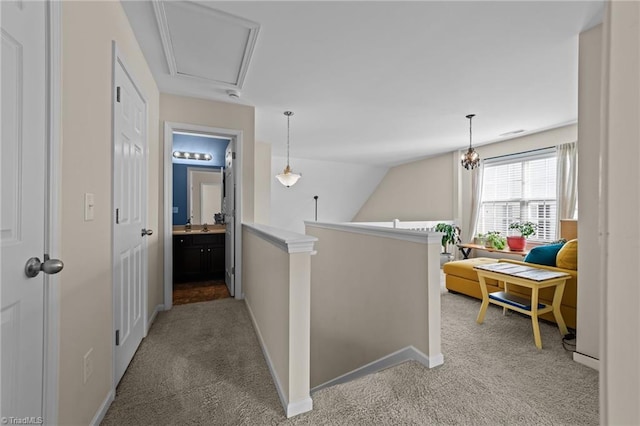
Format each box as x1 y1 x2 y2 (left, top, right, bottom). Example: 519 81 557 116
152 1 260 89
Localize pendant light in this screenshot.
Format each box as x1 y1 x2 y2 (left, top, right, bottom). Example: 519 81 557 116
460 114 480 170
276 111 301 187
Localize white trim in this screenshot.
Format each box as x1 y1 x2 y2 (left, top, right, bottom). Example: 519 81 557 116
146 304 164 335
163 122 244 308
311 346 443 394
243 223 317 254
573 352 600 371
89 389 115 426
305 221 443 245
43 1 61 422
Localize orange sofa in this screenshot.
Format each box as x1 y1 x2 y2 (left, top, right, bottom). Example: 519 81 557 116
443 257 577 329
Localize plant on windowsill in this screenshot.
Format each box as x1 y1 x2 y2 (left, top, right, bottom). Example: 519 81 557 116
507 221 537 251
484 231 506 250
434 223 461 254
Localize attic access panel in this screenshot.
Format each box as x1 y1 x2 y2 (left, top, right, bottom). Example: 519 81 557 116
153 1 260 89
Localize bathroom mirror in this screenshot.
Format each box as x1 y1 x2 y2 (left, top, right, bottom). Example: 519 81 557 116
187 168 222 225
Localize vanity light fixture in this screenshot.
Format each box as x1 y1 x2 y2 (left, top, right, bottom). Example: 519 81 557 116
460 114 480 170
275 111 301 187
172 151 212 161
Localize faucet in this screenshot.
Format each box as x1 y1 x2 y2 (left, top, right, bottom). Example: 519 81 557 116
202 223 209 232
185 216 192 232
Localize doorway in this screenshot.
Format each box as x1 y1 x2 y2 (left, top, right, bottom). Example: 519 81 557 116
163 122 243 310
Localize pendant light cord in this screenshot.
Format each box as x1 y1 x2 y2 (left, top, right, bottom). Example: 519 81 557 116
287 113 291 167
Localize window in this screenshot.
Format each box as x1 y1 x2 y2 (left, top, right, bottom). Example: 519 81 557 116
477 148 557 242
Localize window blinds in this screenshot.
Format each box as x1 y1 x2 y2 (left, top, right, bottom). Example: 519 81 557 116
478 148 557 242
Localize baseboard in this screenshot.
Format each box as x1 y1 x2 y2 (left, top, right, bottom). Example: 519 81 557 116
286 397 313 418
244 299 311 418
146 304 164 335
90 389 114 426
573 352 600 371
311 346 444 394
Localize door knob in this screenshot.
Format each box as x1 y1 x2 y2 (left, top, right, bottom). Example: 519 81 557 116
141 228 153 237
25 256 64 278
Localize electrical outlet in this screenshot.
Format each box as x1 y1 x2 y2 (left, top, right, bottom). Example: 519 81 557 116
83 348 94 384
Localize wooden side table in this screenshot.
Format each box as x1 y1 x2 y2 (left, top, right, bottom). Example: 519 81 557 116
474 263 570 349
457 243 529 259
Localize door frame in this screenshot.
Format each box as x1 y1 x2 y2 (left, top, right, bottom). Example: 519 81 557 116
163 122 243 309
44 1 62 422
110 41 149 384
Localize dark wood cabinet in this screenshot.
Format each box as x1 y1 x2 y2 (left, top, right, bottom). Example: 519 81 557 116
173 233 225 282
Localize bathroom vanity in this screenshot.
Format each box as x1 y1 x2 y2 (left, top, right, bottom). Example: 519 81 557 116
173 225 225 282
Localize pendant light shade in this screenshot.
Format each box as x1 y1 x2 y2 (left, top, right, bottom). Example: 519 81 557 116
276 111 301 187
460 114 480 170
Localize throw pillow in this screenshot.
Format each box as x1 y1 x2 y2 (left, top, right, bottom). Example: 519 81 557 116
524 242 565 267
556 239 578 270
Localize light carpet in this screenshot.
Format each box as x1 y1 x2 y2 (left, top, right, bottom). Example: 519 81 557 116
102 287 598 425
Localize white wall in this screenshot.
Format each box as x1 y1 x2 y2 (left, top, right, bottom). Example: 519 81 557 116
270 156 387 234
576 24 602 364
601 1 640 423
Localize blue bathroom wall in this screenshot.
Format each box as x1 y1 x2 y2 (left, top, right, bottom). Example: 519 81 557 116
172 133 228 225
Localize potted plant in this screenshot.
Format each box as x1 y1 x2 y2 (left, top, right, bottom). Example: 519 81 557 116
507 221 537 251
434 223 461 254
484 231 506 250
474 233 485 246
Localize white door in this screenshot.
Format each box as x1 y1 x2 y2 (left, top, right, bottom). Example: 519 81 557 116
223 143 235 296
1 1 54 419
113 54 148 385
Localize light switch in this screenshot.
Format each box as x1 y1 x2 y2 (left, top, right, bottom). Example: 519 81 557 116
84 193 95 221
173 206 178 214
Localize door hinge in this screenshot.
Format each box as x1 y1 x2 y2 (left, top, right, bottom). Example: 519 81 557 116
115 330 120 346
232 152 236 160
116 208 120 224
232 266 235 275
116 86 121 103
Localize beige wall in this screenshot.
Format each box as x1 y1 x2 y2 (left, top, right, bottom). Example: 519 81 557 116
602 1 640 423
242 231 290 398
242 225 313 417
576 25 602 363
354 152 455 222
306 224 441 388
60 1 160 424
355 125 578 243
159 94 256 224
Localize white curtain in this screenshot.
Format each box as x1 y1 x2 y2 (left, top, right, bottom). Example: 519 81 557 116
556 142 578 225
467 161 484 243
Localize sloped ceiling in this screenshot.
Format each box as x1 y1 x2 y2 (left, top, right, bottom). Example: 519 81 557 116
123 1 605 166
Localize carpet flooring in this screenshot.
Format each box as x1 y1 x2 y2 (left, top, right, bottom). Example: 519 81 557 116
173 280 230 305
102 280 598 425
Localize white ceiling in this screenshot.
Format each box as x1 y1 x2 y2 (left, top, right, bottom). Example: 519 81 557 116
123 1 605 167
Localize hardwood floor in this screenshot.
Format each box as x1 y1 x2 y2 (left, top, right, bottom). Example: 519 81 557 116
173 280 230 305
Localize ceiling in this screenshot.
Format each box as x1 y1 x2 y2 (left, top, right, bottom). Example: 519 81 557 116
123 1 605 167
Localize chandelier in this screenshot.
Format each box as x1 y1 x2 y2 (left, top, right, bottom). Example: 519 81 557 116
460 114 480 170
275 111 301 187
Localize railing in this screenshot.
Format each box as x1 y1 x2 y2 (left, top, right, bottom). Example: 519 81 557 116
305 221 444 392
350 218 454 231
242 223 317 418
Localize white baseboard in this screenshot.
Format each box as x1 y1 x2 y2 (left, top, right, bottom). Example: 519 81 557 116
286 397 313 418
146 304 164 335
573 352 600 371
311 346 444 394
244 299 312 418
90 389 114 426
